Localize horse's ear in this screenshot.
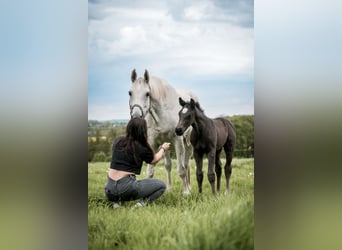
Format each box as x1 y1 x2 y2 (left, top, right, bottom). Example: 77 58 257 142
144 69 149 83
179 97 186 107
190 98 196 109
131 69 137 82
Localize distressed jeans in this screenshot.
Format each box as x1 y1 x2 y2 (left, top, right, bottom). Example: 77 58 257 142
105 175 166 204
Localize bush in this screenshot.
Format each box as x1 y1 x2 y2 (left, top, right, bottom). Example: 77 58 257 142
92 151 107 162
105 155 112 162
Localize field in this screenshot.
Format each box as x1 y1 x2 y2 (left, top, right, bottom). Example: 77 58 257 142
88 158 254 250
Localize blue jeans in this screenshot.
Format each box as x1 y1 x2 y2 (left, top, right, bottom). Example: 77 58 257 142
105 175 166 204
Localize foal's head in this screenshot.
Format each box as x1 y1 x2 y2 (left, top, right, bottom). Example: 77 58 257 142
175 97 197 136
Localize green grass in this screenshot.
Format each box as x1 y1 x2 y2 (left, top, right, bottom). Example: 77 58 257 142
88 158 254 250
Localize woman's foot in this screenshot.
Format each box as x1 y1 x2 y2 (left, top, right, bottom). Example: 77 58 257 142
134 200 147 208
113 201 122 209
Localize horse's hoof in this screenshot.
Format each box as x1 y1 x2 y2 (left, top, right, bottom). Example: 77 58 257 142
183 190 191 196
166 186 172 192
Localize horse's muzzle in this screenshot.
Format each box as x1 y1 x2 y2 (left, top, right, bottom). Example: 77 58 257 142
130 104 144 118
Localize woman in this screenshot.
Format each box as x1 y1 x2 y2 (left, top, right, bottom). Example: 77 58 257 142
105 117 171 208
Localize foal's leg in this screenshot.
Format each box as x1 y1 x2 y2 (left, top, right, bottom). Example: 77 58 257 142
183 132 193 192
224 140 235 195
215 149 222 192
207 149 216 196
194 150 204 193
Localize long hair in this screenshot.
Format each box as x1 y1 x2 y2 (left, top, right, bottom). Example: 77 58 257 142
126 117 149 145
115 117 154 163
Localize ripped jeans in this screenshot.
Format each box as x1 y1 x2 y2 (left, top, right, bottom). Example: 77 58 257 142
104 175 166 204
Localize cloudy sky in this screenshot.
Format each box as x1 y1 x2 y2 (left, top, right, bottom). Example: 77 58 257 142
88 0 254 120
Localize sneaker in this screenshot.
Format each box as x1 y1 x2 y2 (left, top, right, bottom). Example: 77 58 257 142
113 201 121 209
134 201 147 208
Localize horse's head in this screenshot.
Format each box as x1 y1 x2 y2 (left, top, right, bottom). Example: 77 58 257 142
129 69 151 118
175 97 196 136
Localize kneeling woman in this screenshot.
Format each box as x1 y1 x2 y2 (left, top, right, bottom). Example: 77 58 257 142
105 117 170 208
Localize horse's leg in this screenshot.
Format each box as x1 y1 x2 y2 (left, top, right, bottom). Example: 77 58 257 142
215 149 222 192
163 150 172 191
174 136 190 195
146 132 156 178
207 149 216 196
224 140 235 195
146 163 155 178
194 150 204 193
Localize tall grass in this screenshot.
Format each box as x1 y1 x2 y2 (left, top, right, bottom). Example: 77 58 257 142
88 158 254 250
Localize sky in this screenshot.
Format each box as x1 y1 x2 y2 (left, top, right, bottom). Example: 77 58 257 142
88 0 254 120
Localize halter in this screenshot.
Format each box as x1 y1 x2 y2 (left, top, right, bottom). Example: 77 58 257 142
129 83 160 124
130 104 145 118
130 103 160 124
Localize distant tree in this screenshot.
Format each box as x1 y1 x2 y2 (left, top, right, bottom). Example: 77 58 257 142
96 140 110 157
92 151 106 162
107 128 116 143
229 115 254 158
88 124 126 162
88 139 97 161
88 115 254 161
95 128 101 142
103 121 111 128
107 127 125 144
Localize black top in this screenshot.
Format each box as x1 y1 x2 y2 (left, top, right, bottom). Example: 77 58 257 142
110 136 154 175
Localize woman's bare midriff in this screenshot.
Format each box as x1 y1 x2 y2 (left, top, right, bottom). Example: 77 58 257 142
108 168 135 181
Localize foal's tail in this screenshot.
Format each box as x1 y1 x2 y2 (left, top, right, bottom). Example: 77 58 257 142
224 118 237 146
226 119 236 132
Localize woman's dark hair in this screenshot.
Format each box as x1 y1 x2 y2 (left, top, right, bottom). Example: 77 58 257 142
126 117 149 145
116 117 154 163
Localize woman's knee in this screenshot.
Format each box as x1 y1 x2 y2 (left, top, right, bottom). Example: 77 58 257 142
157 179 166 191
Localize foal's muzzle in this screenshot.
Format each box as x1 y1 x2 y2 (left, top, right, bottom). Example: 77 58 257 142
130 104 144 118
175 127 184 136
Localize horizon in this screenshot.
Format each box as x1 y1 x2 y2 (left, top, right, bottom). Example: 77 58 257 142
88 113 254 123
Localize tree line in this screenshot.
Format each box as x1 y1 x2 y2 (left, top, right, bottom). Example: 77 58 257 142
88 115 254 162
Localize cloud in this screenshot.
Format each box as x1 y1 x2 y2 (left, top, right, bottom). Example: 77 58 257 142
88 104 129 121
88 2 253 77
184 1 215 21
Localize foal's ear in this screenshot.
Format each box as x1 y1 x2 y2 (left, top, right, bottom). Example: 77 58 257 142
144 69 149 83
190 98 196 108
179 97 186 106
131 69 137 82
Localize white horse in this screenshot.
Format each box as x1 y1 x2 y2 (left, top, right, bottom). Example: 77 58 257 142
128 69 198 194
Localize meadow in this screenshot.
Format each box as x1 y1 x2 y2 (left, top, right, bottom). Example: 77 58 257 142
88 158 254 250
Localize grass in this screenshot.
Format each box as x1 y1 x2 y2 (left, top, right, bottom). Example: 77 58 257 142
88 158 254 250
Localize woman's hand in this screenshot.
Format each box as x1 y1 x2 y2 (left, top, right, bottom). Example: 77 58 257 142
151 142 171 164
161 142 171 152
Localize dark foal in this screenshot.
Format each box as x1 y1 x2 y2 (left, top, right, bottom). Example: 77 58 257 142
175 98 236 196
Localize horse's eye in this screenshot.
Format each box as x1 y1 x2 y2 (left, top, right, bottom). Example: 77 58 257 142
146 92 150 97
128 91 132 96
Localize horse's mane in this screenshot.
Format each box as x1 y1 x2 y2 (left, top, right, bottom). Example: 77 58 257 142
148 76 176 100
195 102 204 112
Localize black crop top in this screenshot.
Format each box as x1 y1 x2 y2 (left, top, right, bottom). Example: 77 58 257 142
110 136 154 175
